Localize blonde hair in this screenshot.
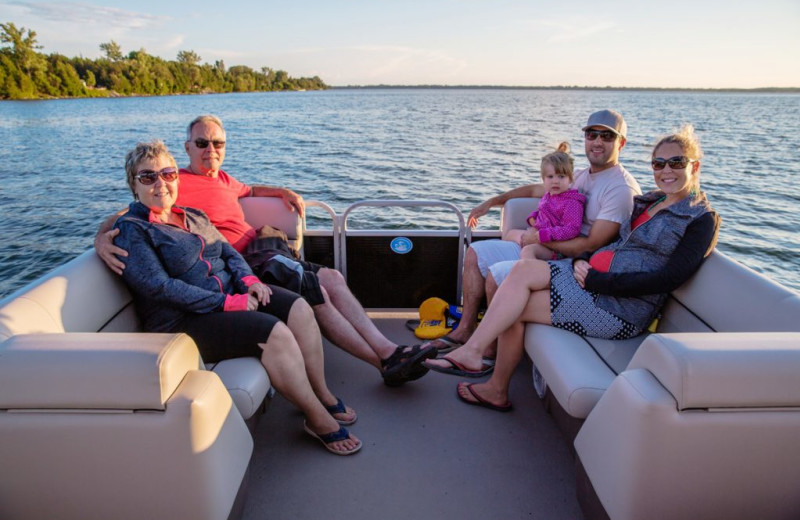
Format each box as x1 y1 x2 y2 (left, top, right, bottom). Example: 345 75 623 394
124 140 178 197
541 142 574 182
652 124 703 194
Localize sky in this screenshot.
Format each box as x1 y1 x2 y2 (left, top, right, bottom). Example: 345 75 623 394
2 0 799 88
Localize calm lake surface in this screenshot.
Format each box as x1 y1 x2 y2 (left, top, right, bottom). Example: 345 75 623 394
1 88 799 297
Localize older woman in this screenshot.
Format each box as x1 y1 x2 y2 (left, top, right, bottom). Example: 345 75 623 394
114 140 361 454
427 125 720 411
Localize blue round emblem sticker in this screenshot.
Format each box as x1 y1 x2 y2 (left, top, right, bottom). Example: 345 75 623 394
390 237 413 254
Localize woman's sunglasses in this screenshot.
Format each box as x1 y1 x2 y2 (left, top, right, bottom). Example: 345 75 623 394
193 138 226 149
136 167 179 185
651 156 696 171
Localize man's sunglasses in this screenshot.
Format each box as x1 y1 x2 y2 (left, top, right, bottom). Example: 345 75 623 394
651 156 696 171
136 167 179 185
192 138 226 149
584 129 618 142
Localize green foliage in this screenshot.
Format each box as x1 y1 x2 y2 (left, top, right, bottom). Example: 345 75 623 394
0 22 327 100
177 50 201 65
99 40 123 62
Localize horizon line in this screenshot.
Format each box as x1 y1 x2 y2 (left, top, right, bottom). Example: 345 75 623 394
330 84 800 92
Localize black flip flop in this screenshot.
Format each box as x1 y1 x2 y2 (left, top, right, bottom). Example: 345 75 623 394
425 355 493 378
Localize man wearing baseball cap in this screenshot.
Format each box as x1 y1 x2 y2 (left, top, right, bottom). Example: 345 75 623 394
426 109 641 353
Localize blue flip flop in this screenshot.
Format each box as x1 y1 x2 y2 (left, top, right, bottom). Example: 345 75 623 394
303 422 362 456
324 397 357 425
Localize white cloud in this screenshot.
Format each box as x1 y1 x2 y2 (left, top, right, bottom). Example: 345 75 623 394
4 1 168 28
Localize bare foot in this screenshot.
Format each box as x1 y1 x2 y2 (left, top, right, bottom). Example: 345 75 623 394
321 396 357 425
457 381 511 411
425 345 485 372
305 421 362 455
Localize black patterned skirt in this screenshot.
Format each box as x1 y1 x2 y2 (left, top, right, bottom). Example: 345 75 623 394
548 259 640 340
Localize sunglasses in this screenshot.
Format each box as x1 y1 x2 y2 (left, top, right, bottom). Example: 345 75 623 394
584 129 618 142
651 156 696 171
136 167 179 185
193 138 226 149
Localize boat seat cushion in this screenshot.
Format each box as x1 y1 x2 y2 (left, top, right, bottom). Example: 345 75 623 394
628 332 800 409
206 357 270 420
524 324 648 418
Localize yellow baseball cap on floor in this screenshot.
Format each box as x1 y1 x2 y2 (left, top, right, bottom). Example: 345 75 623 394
414 297 452 339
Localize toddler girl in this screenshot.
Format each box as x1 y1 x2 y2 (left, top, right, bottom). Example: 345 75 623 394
510 142 586 260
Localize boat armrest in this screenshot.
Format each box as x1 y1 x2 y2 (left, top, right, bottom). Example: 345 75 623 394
0 332 200 410
628 332 800 409
500 197 539 234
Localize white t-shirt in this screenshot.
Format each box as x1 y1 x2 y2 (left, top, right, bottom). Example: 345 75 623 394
571 163 642 236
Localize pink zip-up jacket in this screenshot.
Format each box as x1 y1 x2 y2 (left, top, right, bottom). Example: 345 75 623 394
526 189 587 243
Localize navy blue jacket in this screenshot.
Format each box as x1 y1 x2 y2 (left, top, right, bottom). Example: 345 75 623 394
114 202 256 332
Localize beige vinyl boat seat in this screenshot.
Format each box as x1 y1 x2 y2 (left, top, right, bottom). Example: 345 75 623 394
0 332 252 520
0 196 304 519
575 332 800 520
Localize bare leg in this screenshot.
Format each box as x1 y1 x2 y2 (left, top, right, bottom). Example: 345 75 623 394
427 259 552 372
258 322 360 453
457 319 525 406
483 273 500 358
313 286 384 370
286 299 355 423
458 289 550 406
317 268 396 359
429 247 484 347
528 244 555 260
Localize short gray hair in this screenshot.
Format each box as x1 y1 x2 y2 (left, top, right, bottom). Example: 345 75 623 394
124 140 177 197
186 114 226 141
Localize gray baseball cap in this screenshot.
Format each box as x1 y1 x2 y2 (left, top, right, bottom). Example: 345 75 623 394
582 109 627 139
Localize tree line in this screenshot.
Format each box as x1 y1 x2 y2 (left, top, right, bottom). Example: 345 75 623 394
0 22 327 100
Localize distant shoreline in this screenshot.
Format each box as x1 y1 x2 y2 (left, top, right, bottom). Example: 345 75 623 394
333 85 800 93
3 85 798 103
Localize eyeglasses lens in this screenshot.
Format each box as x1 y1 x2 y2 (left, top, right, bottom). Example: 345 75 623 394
137 168 178 185
584 130 616 142
651 156 690 170
194 138 226 149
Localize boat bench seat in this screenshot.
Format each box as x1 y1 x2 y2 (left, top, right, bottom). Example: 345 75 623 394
0 196 302 519
500 197 800 519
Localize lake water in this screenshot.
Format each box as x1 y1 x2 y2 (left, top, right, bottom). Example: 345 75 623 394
1 88 799 297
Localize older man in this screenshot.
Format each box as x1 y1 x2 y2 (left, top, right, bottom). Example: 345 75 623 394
96 115 434 386
426 109 642 354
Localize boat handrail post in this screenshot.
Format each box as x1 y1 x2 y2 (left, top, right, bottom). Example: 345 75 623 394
305 200 341 270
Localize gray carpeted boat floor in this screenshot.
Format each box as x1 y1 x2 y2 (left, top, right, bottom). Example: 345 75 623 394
242 313 583 520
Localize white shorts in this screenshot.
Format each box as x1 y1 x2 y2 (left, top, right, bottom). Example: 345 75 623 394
488 260 518 286
470 239 521 282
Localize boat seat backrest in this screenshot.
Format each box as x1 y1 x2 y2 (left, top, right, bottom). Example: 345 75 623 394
500 197 539 235
239 196 304 252
658 250 800 334
0 251 136 341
